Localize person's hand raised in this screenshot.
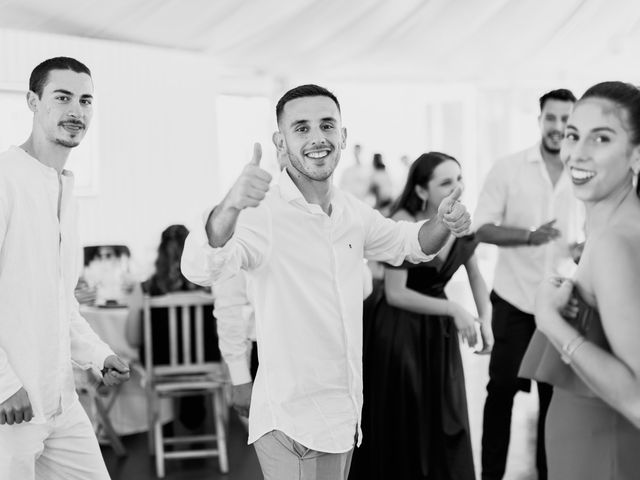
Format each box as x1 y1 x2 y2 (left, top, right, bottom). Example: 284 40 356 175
437 186 471 237
528 219 561 246
225 143 272 211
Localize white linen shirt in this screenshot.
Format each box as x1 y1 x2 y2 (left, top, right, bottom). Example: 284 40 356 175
213 265 373 386
473 144 585 314
0 146 114 423
212 272 256 385
182 168 433 453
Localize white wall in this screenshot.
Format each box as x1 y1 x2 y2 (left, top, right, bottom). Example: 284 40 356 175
296 81 481 209
0 28 221 276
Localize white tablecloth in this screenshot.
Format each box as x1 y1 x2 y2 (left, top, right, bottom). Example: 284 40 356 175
79 306 173 435
81 305 138 359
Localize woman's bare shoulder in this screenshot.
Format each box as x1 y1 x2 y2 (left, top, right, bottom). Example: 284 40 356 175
391 209 416 222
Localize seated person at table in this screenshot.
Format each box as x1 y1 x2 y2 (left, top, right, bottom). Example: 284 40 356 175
125 224 220 429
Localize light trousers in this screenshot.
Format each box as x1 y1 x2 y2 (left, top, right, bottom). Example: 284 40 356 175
0 398 110 480
254 430 353 480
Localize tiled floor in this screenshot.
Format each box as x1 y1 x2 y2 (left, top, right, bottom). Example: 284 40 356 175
102 414 262 479
103 249 542 479
452 247 540 480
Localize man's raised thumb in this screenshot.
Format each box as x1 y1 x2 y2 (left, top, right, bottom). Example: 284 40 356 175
250 142 262 166
444 185 463 210
559 278 574 291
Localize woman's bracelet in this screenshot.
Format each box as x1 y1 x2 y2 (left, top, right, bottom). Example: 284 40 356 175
560 334 586 364
526 228 534 245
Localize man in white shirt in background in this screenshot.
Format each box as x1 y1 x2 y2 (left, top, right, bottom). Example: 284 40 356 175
182 84 471 480
475 89 583 480
0 57 130 480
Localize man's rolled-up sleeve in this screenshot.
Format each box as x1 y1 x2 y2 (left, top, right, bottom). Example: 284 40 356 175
69 297 115 370
0 348 22 404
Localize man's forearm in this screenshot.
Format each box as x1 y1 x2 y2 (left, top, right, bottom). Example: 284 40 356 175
476 224 530 247
418 218 451 255
206 200 241 248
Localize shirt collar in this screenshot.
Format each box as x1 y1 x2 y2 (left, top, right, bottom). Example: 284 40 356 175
12 146 74 178
277 168 306 203
525 143 544 163
277 167 342 217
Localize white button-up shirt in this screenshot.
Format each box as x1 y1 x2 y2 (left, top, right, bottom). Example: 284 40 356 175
182 168 432 453
0 147 114 423
473 144 585 314
214 265 373 386
212 272 256 386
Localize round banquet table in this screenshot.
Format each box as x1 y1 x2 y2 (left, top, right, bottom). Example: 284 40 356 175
78 305 173 436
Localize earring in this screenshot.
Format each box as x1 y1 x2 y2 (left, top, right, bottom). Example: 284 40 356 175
421 198 427 211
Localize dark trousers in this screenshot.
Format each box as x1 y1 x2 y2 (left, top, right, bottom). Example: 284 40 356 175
481 291 552 480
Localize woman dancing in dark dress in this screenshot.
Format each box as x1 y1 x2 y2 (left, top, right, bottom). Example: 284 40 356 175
350 152 493 480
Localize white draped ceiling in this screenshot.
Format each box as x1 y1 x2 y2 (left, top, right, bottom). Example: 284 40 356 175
1 0 640 83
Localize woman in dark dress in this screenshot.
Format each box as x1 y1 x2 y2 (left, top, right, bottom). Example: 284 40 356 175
350 152 493 480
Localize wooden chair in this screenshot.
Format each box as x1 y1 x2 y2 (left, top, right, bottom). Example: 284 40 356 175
141 291 229 478
75 367 127 457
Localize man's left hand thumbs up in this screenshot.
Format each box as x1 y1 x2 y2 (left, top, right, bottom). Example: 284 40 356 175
437 185 471 237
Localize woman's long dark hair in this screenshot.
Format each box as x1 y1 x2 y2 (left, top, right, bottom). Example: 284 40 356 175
389 152 460 217
144 224 200 295
581 81 640 198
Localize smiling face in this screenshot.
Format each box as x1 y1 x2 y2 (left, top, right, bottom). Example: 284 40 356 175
415 159 463 213
561 97 640 203
28 69 94 149
539 99 574 153
274 95 347 183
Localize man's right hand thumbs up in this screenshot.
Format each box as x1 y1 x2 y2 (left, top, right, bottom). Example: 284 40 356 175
226 142 273 211
249 142 262 166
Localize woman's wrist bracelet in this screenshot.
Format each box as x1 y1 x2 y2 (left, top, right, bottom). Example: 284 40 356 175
526 228 534 245
560 334 586 364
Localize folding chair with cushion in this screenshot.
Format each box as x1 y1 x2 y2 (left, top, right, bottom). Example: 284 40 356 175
140 291 229 478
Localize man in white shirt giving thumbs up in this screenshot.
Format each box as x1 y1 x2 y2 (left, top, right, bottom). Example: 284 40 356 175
181 84 471 480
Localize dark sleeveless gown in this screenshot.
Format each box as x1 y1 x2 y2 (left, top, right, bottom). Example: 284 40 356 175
520 289 640 479
349 236 477 480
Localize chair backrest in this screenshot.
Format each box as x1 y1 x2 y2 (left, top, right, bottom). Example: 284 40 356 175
142 291 218 379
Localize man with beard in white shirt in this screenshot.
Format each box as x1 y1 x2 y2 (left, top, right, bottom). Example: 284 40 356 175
475 89 584 480
214 144 374 422
182 84 471 480
0 57 130 480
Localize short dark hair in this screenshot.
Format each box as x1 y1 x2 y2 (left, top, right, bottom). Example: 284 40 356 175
539 88 577 111
275 84 340 123
29 56 92 98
